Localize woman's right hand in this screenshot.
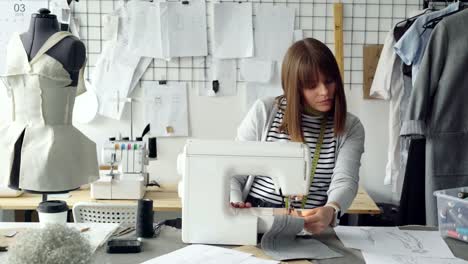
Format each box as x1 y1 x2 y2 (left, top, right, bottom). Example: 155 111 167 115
230 202 252 208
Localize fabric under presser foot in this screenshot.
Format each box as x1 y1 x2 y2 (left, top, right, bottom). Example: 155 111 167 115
260 215 343 261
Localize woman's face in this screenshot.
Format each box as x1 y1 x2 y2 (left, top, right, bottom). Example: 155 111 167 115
302 72 336 112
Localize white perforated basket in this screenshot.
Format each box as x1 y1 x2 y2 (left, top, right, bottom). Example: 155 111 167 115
72 202 137 224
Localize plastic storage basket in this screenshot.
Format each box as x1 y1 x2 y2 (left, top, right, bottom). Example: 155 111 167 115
434 187 468 243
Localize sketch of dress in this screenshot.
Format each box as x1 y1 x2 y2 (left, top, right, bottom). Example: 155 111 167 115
386 231 427 254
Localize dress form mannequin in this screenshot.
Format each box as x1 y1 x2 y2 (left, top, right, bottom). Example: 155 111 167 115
0 7 98 195
20 8 85 86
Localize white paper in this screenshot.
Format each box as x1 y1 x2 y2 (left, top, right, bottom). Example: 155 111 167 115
92 41 140 120
200 59 237 96
245 64 282 111
362 252 468 264
127 0 165 58
140 244 254 264
334 226 455 258
0 0 48 74
49 0 71 25
240 59 274 83
69 16 81 38
76 223 119 253
92 5 147 120
212 2 253 59
160 0 208 58
143 81 189 137
253 5 295 62
130 57 153 95
102 14 119 41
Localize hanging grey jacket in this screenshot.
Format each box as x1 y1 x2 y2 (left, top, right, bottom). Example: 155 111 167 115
400 9 468 226
231 97 365 213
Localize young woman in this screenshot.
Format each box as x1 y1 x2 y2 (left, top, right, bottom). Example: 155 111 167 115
231 38 365 234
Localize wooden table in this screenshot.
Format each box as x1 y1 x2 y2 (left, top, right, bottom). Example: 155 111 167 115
0 186 380 215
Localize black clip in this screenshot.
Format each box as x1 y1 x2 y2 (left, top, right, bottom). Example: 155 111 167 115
212 80 219 94
182 0 189 4
158 80 167 85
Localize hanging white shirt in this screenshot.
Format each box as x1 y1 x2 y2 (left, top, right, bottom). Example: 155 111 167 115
369 28 404 199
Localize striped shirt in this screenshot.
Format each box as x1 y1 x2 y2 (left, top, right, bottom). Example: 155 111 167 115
248 100 336 209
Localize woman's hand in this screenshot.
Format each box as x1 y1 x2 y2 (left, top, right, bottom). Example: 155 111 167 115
230 202 252 208
295 206 335 234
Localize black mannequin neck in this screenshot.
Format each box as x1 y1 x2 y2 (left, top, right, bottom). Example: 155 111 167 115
22 15 60 61
18 9 86 87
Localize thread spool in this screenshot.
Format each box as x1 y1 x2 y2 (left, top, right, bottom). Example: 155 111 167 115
136 199 154 238
148 137 157 159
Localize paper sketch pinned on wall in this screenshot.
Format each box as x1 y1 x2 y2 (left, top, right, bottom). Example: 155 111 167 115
334 226 455 258
144 81 189 137
49 0 71 25
244 67 283 111
242 4 294 109
92 41 140 120
0 0 48 74
254 5 295 62
92 4 151 120
69 16 81 38
73 80 99 124
127 0 165 59
200 59 237 97
212 2 253 59
130 57 153 94
102 14 119 41
245 65 282 111
160 0 208 58
240 59 274 83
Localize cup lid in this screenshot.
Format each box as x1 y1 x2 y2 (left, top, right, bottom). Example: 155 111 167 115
37 200 68 213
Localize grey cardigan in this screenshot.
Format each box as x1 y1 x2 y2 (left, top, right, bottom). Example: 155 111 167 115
231 97 365 213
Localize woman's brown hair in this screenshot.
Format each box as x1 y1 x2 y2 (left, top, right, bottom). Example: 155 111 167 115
278 38 347 142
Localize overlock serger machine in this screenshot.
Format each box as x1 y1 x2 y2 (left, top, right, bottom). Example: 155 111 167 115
177 139 311 245
91 138 149 199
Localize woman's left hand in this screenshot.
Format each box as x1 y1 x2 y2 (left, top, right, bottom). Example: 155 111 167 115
295 206 335 234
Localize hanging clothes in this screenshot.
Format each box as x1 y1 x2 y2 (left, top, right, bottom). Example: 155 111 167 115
369 10 423 202
394 2 459 85
400 9 468 226
398 138 426 226
0 32 98 192
398 71 426 226
370 27 405 202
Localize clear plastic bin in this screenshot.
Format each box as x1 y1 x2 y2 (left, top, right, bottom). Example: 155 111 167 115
434 187 468 243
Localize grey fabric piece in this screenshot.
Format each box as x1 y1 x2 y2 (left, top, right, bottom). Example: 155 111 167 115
398 61 413 200
261 215 342 261
399 9 468 226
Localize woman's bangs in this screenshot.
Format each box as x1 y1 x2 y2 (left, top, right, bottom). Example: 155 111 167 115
298 56 319 90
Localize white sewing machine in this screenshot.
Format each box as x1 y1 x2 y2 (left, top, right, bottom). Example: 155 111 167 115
177 139 311 245
91 140 149 200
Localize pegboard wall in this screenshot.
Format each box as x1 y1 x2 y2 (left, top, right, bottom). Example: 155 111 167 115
72 0 421 90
